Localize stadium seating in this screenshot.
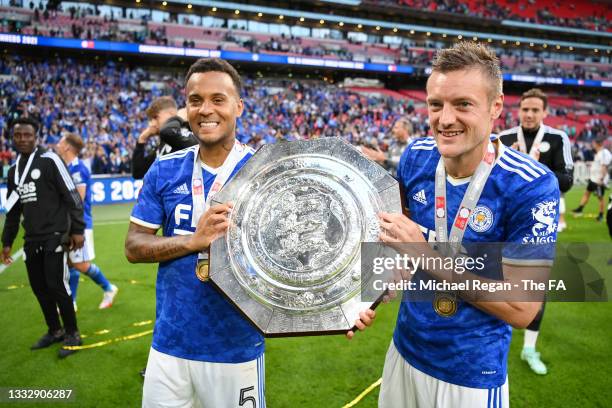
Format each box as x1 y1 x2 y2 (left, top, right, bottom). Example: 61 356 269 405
387 0 610 31
2 5 609 80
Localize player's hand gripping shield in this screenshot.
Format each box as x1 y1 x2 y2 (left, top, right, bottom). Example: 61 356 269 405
209 137 401 336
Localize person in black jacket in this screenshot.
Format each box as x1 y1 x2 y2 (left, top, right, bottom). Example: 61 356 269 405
1 117 86 358
499 88 574 376
498 89 574 192
499 89 573 228
132 96 197 179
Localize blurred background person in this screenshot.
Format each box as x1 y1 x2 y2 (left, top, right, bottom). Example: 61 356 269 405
55 133 119 311
132 97 196 179
361 117 416 177
573 137 612 222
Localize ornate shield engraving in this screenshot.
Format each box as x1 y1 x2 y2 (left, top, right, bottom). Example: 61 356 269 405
209 137 401 336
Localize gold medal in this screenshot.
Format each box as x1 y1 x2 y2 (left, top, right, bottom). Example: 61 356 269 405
195 260 210 282
433 292 457 317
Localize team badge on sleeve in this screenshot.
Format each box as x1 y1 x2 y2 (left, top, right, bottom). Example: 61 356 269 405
469 205 494 233
523 200 558 243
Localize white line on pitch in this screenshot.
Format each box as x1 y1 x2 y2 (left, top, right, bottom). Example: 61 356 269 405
95 220 129 226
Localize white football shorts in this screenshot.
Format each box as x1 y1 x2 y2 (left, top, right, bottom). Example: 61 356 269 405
379 341 508 408
142 347 266 408
68 229 95 263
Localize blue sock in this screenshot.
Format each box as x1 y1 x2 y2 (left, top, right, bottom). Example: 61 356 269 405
69 268 80 302
86 264 112 292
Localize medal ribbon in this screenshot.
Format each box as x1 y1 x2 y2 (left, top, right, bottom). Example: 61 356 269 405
190 141 252 260
434 142 496 256
14 148 38 188
516 124 545 156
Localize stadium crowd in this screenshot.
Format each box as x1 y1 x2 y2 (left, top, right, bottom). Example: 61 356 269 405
0 55 428 176
0 54 609 178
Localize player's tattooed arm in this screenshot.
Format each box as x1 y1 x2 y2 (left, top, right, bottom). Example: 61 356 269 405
124 203 233 263
125 223 194 263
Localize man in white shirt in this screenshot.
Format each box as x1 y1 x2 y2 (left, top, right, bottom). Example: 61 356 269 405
572 137 612 222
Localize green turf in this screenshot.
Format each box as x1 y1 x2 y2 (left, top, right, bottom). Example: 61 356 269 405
0 190 610 407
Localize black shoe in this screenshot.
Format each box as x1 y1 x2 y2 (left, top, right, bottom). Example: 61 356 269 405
58 332 82 358
31 329 64 350
571 207 583 215
596 214 603 222
140 368 146 378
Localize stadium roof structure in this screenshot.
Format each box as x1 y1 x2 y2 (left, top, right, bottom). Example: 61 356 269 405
82 0 611 52
151 0 612 50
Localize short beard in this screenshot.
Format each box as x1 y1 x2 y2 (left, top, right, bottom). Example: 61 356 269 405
197 132 234 150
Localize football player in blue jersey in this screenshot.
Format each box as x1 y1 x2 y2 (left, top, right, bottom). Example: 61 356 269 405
55 133 119 311
349 42 560 407
125 58 264 408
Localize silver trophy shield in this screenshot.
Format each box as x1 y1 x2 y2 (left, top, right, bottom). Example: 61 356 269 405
209 137 401 337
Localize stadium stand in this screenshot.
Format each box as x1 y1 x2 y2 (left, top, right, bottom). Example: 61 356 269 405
380 0 610 31
2 5 610 80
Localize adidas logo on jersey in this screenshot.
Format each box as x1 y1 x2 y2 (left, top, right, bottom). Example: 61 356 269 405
173 183 190 195
413 189 427 205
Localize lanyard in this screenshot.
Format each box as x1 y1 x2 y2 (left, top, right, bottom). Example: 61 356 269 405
4 148 38 213
517 125 544 156
191 140 252 229
434 142 496 255
14 148 38 188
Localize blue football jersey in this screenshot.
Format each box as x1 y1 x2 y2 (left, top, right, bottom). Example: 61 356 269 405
68 158 93 229
130 144 264 363
393 137 560 388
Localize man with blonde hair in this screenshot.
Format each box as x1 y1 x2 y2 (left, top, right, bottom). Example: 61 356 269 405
349 42 560 407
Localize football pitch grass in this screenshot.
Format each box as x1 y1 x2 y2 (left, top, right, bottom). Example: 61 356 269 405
0 187 610 407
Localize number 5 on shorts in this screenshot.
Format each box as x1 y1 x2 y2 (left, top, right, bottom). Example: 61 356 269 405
239 386 256 407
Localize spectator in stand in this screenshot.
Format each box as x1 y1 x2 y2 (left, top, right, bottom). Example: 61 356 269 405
91 146 110 174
